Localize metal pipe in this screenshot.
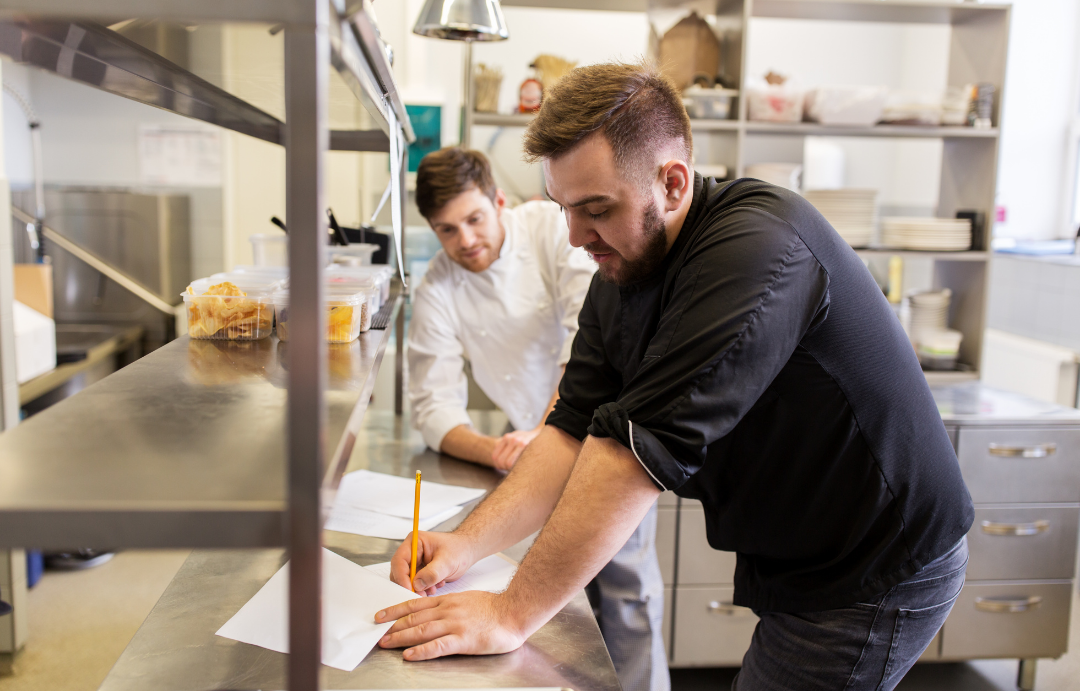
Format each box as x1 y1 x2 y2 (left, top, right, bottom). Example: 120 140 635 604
11 206 175 315
284 15 328 691
462 41 473 148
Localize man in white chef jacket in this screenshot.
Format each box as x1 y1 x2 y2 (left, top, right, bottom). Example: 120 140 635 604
408 147 669 691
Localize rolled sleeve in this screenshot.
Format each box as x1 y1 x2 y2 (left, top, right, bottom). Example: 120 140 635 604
418 406 474 454
586 209 831 491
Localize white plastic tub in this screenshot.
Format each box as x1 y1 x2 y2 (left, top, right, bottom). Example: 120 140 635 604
249 234 288 267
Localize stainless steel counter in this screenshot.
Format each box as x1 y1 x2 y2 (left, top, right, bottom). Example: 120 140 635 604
0 297 401 550
933 382 1080 426
99 410 621 691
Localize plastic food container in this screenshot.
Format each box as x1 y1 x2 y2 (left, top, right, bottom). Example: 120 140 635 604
330 244 380 266
804 86 888 127
747 82 804 123
183 282 275 341
916 328 963 371
326 266 391 307
273 287 376 343
682 86 738 119
249 234 288 267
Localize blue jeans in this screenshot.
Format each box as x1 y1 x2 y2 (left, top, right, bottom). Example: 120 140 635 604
733 537 968 691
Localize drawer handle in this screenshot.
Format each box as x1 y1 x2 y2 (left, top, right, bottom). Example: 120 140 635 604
980 520 1050 536
707 600 747 616
974 596 1043 613
987 443 1057 458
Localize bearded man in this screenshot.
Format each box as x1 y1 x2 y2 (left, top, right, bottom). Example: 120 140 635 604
377 63 973 691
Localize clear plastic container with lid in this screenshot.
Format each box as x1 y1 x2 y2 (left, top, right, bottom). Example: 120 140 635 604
183 280 275 341
326 265 392 305
273 286 376 343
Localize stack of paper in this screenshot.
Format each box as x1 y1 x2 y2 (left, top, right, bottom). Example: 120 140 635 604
215 548 418 671
363 553 517 596
215 548 518 671
326 469 487 540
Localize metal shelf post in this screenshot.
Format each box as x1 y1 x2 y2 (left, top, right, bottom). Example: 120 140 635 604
285 6 329 689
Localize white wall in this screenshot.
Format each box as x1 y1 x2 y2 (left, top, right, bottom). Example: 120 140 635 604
994 0 1080 240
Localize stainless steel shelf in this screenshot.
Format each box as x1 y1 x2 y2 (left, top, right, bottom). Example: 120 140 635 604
745 122 998 139
0 296 402 550
752 0 1011 24
854 249 990 262
99 411 622 691
0 15 413 147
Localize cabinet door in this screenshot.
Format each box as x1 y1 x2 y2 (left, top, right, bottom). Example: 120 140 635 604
940 581 1072 659
966 506 1079 580
657 506 677 586
957 427 1080 503
677 504 736 585
672 585 757 667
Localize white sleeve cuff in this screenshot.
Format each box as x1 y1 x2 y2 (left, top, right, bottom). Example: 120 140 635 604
420 407 475 453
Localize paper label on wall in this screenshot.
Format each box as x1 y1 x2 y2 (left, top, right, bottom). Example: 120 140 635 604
138 125 222 187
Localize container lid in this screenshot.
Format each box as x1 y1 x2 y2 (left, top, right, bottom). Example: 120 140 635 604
194 275 280 296
183 280 275 302
272 286 373 307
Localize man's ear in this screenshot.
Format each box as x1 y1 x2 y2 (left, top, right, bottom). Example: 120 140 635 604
495 188 508 211
659 159 692 212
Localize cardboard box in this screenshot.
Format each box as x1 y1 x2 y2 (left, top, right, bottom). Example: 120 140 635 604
13 264 53 318
13 300 56 384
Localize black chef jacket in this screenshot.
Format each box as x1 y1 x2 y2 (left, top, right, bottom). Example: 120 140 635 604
546 174 974 613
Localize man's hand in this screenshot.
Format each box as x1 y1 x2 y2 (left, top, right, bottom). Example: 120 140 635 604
390 531 479 596
490 428 542 471
375 591 526 661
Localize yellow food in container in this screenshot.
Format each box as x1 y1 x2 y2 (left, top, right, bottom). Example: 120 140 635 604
182 281 274 341
273 287 373 344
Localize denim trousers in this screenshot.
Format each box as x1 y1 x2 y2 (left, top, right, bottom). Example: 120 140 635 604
733 537 968 691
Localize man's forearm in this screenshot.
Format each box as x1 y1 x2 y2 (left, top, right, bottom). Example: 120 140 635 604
501 436 660 636
454 424 582 556
439 425 498 467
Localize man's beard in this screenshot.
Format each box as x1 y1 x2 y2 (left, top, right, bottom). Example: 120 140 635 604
587 201 668 286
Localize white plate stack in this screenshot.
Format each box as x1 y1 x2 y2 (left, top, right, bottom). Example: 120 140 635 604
803 189 878 248
881 217 971 251
904 289 951 343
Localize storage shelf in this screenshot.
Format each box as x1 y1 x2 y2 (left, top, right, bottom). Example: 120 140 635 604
472 111 537 127
854 249 990 262
0 14 414 146
924 369 980 387
745 122 998 139
0 296 402 550
690 119 740 132
752 0 1011 24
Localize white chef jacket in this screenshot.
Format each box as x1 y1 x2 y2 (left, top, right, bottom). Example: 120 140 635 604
409 201 597 452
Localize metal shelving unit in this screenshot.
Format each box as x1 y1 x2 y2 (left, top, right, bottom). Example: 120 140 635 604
0 2 413 689
468 0 1009 383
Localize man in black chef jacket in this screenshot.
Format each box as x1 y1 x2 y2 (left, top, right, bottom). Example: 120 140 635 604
376 62 974 691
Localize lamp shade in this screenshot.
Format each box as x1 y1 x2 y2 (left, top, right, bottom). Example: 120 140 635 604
413 0 509 42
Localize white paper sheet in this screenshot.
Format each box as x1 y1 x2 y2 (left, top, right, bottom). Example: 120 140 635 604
325 504 462 540
215 548 418 671
364 553 517 595
334 469 486 520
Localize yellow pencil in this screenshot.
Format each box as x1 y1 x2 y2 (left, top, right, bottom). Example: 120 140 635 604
410 470 421 592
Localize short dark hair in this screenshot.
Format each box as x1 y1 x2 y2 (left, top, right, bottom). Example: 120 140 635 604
522 61 692 183
415 147 498 219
